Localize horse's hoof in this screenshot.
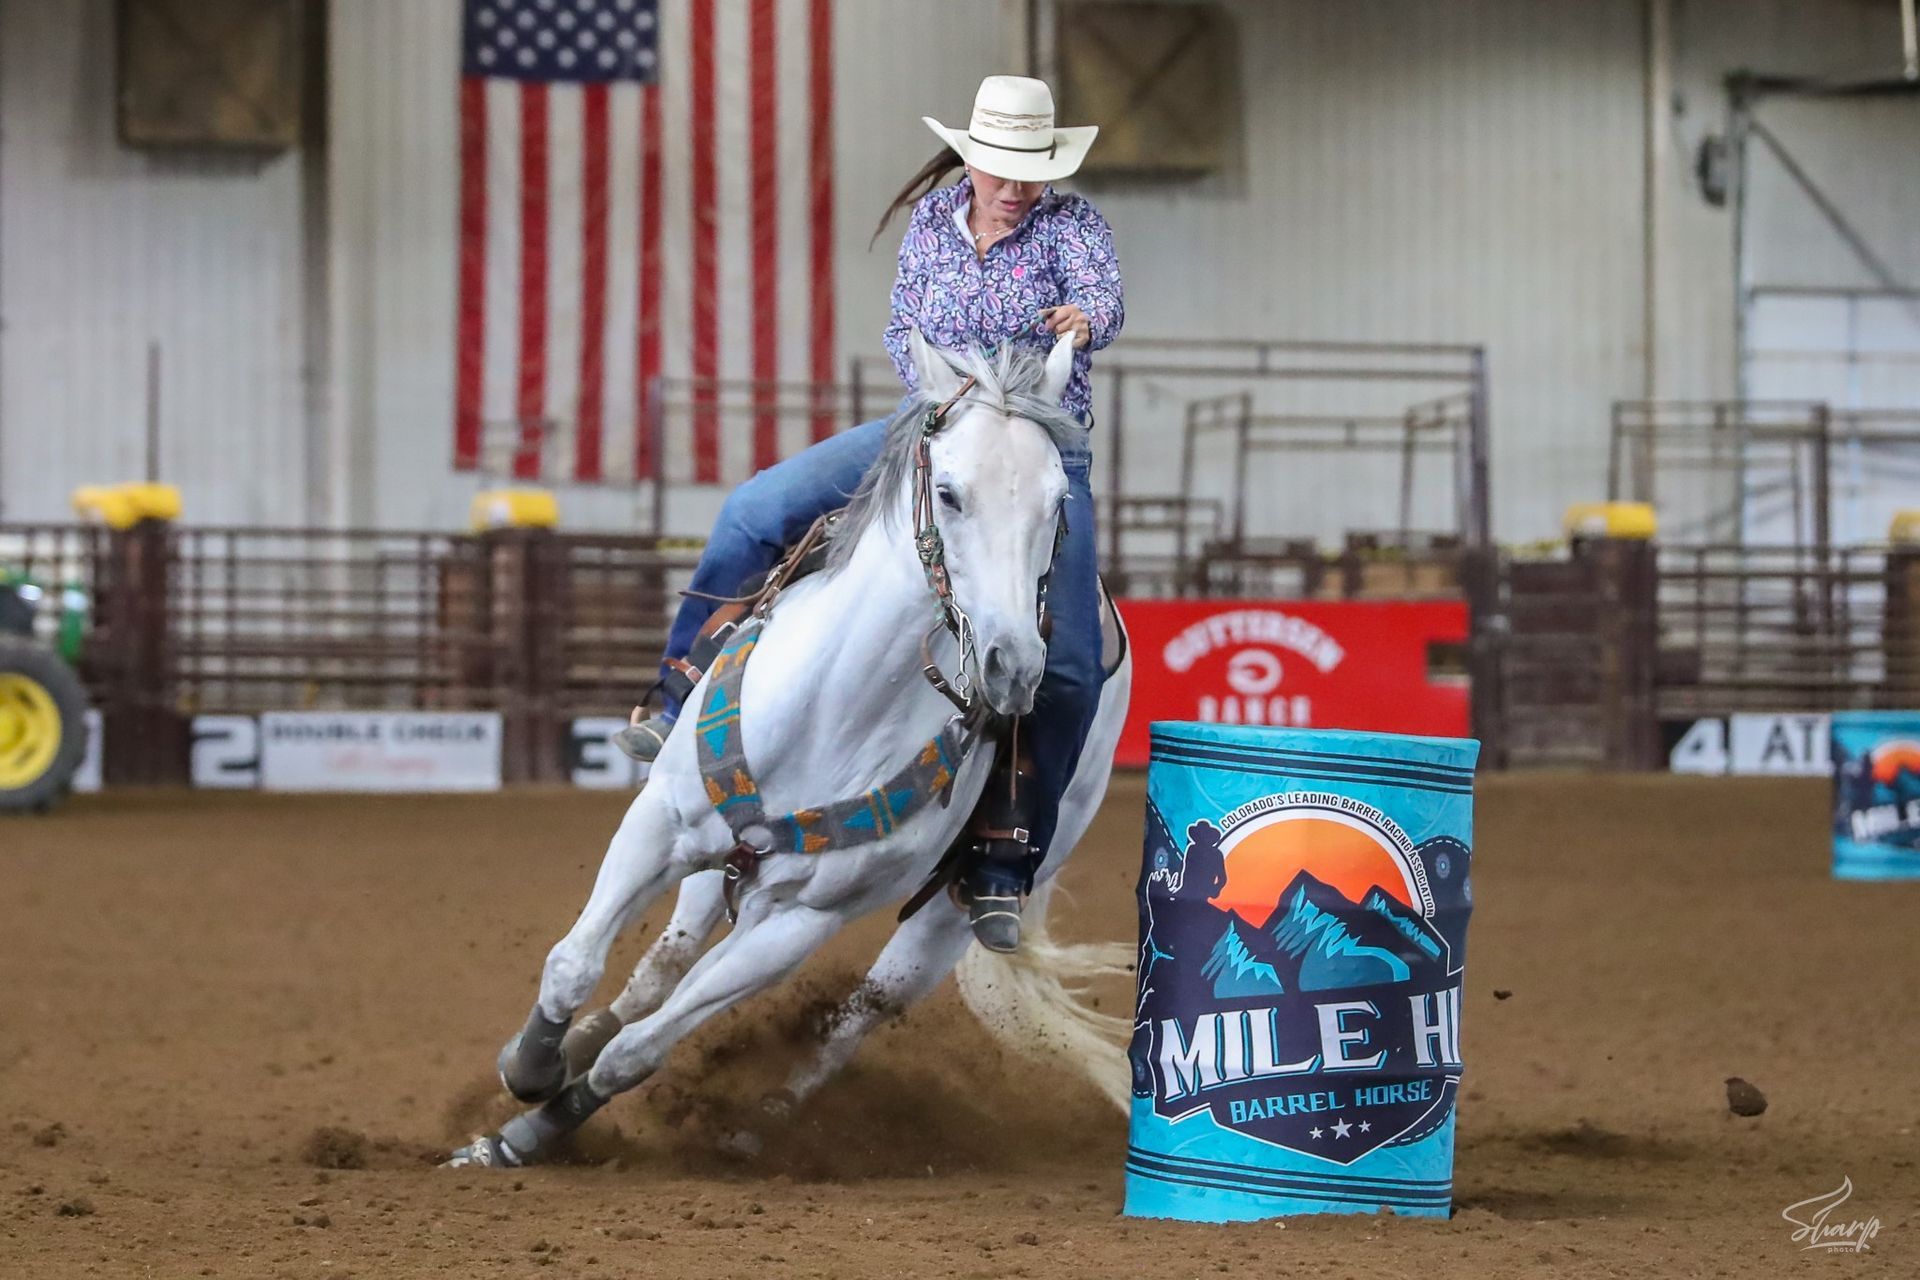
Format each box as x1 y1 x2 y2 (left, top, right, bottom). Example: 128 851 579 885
497 1032 568 1104
560 1008 624 1079
442 1133 525 1169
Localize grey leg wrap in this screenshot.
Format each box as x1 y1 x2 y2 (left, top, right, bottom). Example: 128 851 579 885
498 1005 572 1104
497 1078 609 1161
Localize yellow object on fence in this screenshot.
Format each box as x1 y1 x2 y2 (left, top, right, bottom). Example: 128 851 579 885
1890 510 1920 545
70 482 182 529
471 488 560 532
1563 501 1656 541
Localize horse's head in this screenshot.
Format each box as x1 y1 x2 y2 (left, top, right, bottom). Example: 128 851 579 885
909 331 1078 718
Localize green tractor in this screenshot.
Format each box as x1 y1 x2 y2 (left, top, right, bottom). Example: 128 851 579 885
0 571 91 813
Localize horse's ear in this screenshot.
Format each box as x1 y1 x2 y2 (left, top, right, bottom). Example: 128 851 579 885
1040 332 1075 405
909 330 963 400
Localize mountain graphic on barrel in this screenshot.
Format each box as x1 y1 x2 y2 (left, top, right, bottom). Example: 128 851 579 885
1200 817 1442 1000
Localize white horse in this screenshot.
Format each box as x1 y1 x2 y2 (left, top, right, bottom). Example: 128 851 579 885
449 333 1132 1168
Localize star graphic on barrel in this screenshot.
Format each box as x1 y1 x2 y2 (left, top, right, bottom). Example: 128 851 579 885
1331 1118 1352 1138
1309 1126 1323 1139
1358 1121 1371 1133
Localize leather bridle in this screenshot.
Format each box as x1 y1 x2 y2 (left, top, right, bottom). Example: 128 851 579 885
910 375 1067 721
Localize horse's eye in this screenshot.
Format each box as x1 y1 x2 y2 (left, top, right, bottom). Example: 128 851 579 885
937 485 963 514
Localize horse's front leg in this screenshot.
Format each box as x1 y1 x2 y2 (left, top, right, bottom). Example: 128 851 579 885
776 899 974 1113
612 869 728 1021
493 791 692 1106
555 869 729 1078
455 895 845 1169
762 680 1122 1124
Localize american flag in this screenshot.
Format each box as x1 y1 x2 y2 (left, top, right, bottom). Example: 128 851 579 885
454 0 837 485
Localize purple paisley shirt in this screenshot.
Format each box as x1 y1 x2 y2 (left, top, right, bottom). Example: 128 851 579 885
883 177 1124 423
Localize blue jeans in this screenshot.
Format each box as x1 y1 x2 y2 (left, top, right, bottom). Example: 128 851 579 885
662 416 1104 862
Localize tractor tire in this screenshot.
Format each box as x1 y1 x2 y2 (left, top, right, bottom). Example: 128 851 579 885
0 638 89 814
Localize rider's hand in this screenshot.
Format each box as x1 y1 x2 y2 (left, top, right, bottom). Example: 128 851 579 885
1040 304 1092 349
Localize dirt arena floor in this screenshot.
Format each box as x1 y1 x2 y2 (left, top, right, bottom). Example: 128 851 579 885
2 772 1915 1277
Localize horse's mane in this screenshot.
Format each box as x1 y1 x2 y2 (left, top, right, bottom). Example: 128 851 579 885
825 344 1085 572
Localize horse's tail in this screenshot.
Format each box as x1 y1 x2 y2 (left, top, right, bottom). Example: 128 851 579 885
954 876 1134 1112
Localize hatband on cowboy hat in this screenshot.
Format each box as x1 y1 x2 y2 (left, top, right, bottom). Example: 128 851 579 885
922 75 1097 184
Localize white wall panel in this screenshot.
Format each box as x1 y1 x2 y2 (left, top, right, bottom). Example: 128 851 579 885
1078 0 1647 541
1655 0 1920 408
0 0 310 524
327 0 463 530
1739 92 1920 427
10 0 1912 543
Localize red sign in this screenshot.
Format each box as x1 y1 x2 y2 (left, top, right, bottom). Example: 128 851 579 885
1112 599 1470 766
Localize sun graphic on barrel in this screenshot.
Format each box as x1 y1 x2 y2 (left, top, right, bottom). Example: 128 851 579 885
1210 811 1424 929
1870 740 1920 787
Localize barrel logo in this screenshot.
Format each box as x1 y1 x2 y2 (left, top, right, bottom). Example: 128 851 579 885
1836 739 1920 848
1134 793 1464 1164
1869 740 1920 787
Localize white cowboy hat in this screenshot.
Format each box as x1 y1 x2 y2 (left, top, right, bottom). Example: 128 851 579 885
922 75 1098 184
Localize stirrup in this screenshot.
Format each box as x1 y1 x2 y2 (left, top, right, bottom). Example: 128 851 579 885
613 708 674 763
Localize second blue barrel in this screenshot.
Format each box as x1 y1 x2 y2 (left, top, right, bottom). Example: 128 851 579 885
1125 722 1479 1222
1831 711 1920 880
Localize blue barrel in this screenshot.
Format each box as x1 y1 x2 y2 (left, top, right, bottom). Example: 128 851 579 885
1831 712 1920 881
1125 722 1478 1222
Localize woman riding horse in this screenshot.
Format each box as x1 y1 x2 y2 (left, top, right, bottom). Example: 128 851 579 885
620 75 1122 952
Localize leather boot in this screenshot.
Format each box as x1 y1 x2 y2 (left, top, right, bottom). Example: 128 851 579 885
958 724 1044 953
613 708 675 763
